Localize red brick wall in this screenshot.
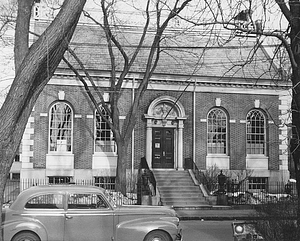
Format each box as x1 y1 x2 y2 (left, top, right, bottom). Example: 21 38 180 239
32 83 280 173
194 92 280 171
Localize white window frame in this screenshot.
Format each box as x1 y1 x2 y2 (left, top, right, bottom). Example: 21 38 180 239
248 177 268 190
94 105 116 153
246 109 266 155
207 108 228 155
49 102 73 153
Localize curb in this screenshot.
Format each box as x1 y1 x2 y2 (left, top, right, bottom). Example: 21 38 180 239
173 205 255 210
174 205 257 221
178 216 256 221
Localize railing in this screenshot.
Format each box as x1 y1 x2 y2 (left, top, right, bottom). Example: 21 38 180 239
4 180 20 203
136 157 157 205
225 181 297 205
185 158 212 196
184 158 298 206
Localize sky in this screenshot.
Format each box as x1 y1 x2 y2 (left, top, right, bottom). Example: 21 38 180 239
0 35 14 106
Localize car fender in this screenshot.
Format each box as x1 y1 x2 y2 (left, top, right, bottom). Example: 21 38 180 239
3 218 48 241
115 217 179 241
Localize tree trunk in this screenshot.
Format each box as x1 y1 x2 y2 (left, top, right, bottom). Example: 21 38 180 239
14 0 35 73
115 140 130 195
0 1 86 240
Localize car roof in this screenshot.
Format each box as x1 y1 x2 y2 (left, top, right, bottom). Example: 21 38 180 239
22 184 105 194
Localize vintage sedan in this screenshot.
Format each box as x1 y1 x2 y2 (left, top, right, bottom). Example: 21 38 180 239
2 185 182 241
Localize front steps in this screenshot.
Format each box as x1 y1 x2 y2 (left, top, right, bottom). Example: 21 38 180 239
153 169 208 207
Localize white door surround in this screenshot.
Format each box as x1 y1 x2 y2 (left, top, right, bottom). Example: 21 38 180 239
144 96 187 169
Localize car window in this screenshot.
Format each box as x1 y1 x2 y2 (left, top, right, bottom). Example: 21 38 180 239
25 194 64 209
68 193 108 209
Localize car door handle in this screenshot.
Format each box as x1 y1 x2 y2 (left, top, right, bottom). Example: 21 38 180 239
65 215 73 220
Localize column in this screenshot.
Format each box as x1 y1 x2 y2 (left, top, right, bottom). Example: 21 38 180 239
145 118 153 168
177 120 184 170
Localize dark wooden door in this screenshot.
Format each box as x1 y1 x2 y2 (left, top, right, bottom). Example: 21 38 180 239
152 128 174 168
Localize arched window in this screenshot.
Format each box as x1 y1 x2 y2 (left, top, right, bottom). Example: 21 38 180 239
246 109 266 155
49 102 73 152
207 108 228 154
95 105 116 152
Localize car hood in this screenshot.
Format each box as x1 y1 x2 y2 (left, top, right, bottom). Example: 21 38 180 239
115 205 177 217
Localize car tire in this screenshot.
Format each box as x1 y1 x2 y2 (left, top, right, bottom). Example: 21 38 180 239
144 230 171 241
12 231 40 241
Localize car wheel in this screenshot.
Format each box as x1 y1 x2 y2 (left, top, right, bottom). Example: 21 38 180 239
12 232 40 241
144 230 171 241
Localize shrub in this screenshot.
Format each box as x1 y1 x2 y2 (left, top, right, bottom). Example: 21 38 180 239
254 199 298 241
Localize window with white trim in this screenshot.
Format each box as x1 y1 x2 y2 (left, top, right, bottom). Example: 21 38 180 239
95 105 116 152
207 108 228 154
246 109 266 155
49 102 73 152
94 176 116 190
48 176 72 184
248 177 267 190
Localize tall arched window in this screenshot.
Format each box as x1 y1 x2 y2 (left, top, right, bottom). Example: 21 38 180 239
49 102 73 152
95 105 116 152
246 109 266 155
207 108 228 154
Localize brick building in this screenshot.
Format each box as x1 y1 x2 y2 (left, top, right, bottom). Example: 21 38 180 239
12 3 291 193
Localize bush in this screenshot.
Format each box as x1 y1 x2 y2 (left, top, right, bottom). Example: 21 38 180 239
254 199 298 241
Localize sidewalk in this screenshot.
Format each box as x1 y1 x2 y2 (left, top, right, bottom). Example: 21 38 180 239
174 205 258 221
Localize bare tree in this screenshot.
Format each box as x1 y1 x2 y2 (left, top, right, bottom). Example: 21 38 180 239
61 0 193 194
0 0 86 240
0 0 17 41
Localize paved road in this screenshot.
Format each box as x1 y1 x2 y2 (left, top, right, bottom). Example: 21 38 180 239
181 220 234 241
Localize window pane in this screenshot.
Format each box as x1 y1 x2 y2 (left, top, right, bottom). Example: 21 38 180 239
95 105 116 152
95 176 116 190
207 109 227 154
25 194 64 209
49 102 72 152
246 110 265 154
248 177 267 190
68 193 108 209
48 176 72 184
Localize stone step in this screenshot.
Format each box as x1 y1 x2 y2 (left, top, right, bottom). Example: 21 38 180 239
156 180 194 186
161 196 205 201
163 200 208 206
155 175 192 179
154 172 189 178
153 169 209 206
160 193 204 198
158 186 201 191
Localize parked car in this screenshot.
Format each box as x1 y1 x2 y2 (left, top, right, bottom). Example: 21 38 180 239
232 221 264 241
2 185 182 241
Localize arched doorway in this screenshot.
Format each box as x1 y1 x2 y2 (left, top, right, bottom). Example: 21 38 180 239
144 96 187 169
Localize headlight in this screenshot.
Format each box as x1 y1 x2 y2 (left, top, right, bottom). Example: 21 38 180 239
234 224 244 234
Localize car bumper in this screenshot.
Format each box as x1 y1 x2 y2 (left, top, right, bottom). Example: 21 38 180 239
174 229 182 241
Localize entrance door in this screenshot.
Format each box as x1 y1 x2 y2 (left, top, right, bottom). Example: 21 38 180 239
152 128 174 168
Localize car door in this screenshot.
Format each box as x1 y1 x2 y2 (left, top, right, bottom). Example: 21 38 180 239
23 192 65 241
64 192 114 241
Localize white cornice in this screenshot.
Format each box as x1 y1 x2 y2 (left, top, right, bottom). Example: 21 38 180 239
49 74 291 96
